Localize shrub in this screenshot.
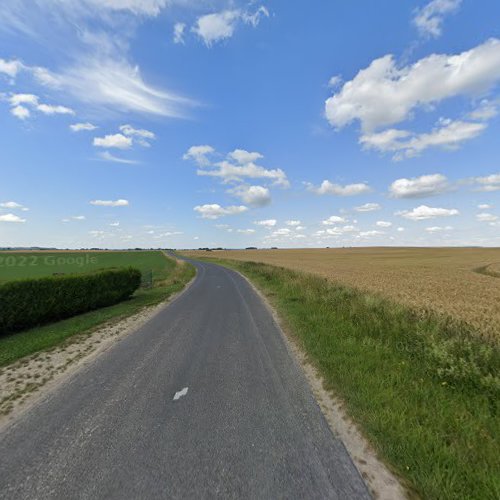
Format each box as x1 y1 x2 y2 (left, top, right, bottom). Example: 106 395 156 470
0 268 141 335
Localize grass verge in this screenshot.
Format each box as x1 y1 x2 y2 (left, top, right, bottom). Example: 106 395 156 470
0 257 195 367
201 258 499 500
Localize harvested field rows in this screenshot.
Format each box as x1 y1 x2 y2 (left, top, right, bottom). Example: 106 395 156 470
184 247 500 342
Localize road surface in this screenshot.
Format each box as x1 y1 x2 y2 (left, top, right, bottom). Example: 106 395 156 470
0 258 370 499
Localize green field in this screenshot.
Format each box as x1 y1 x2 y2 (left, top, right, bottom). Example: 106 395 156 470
0 251 195 367
0 250 174 284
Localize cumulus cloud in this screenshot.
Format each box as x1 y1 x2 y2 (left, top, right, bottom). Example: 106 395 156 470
228 185 271 207
376 221 392 228
10 105 30 119
285 220 301 226
194 204 248 219
93 133 132 150
37 103 74 115
0 201 28 210
237 228 256 234
360 119 486 159
183 145 215 166
389 174 450 198
0 213 26 223
476 213 498 222
254 219 277 227
307 180 371 196
192 6 269 47
471 173 500 192
396 205 459 220
478 204 492 209
70 122 97 132
0 58 23 78
6 92 74 119
322 215 346 225
90 199 129 207
119 124 155 146
186 147 289 187
413 0 462 38
358 230 384 238
354 203 381 212
325 38 500 132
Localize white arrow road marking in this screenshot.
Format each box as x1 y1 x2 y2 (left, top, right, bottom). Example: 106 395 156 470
173 387 189 401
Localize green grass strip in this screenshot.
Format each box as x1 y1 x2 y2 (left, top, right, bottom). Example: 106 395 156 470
206 258 499 500
0 259 195 367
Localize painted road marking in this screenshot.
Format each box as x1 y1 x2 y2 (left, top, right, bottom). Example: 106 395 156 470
173 387 189 401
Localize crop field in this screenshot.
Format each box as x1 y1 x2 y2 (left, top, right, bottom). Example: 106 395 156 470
184 247 500 342
0 250 174 284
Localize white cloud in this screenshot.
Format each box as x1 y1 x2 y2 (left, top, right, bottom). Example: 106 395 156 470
0 213 26 223
308 180 371 196
194 204 248 219
354 202 381 212
326 225 358 235
272 228 291 236
413 0 462 38
469 99 498 121
93 133 132 150
109 222 120 227
397 227 405 232
476 213 498 222
90 199 129 207
37 103 74 115
70 122 97 132
425 225 453 232
7 92 74 119
192 7 268 47
361 119 486 159
46 57 193 118
358 230 384 238
322 215 346 225
228 149 263 164
0 58 23 78
9 93 39 106
237 228 256 234
228 185 271 207
97 151 139 164
119 124 155 146
173 22 186 44
71 215 86 220
471 173 500 192
0 201 27 210
478 204 492 210
325 38 500 132
192 148 289 187
397 205 459 220
389 174 449 198
183 145 215 166
285 220 301 226
254 219 277 227
10 105 30 119
376 221 392 228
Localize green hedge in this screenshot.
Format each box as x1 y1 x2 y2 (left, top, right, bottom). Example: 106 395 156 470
0 268 141 335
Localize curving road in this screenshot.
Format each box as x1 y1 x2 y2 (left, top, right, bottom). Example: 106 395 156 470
0 258 370 499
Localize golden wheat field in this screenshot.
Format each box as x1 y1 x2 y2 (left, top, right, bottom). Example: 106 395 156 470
184 247 500 342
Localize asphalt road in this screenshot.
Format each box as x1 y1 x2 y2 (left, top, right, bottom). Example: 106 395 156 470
0 258 370 499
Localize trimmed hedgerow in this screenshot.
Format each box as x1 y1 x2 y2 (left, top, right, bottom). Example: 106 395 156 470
0 268 141 335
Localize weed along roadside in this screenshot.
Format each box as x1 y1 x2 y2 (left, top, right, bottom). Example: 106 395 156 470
189 257 499 500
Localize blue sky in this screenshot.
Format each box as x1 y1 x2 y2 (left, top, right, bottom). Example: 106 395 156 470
1 0 499 249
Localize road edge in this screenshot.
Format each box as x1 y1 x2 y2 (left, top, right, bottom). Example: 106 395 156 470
232 266 409 500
